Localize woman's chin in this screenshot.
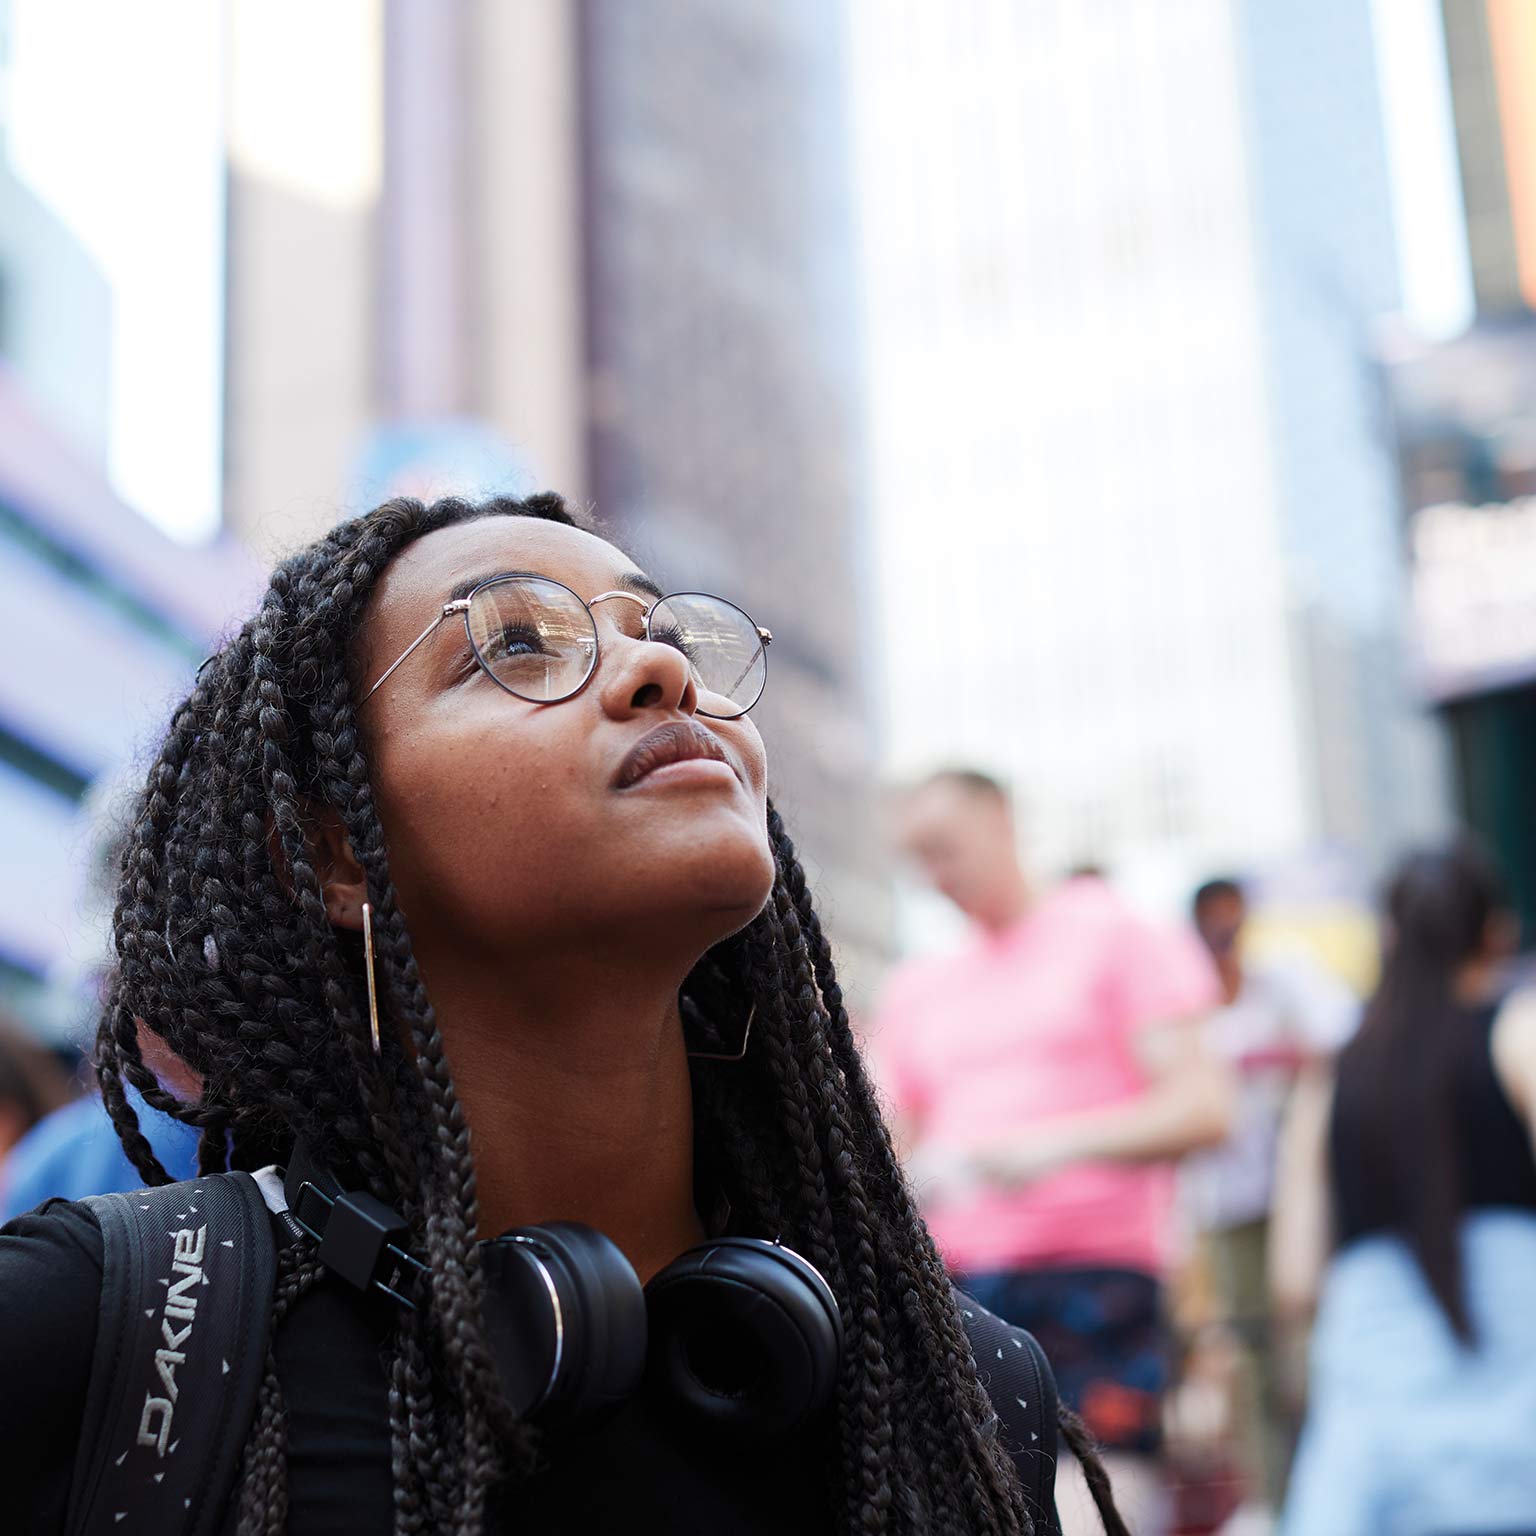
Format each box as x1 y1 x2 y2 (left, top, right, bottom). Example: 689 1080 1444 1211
638 836 776 932
467 822 776 956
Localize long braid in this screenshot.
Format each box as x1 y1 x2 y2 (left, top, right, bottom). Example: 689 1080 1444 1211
1056 1410 1131 1536
768 890 900 1533
774 826 1022 1510
686 854 1024 1534
386 1320 457 1535
745 911 893 1533
771 815 1126 1534
765 815 1017 1534
253 547 408 1204
97 681 224 1182
96 1017 173 1186
233 1246 326 1536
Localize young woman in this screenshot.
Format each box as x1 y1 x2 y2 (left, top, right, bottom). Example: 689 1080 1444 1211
1274 842 1536 1535
0 495 1124 1535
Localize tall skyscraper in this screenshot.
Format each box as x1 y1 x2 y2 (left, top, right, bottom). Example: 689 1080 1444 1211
1385 2 1536 927
221 0 888 991
850 0 1449 916
578 0 883 980
0 35 256 1036
1234 0 1450 868
1440 0 1536 314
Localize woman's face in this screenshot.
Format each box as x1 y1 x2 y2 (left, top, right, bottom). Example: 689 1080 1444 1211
354 517 775 964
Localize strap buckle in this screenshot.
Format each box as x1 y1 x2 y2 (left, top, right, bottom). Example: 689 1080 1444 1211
282 1142 429 1309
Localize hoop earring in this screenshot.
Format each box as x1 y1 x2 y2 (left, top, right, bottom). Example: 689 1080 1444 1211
362 901 382 1057
686 1003 755 1062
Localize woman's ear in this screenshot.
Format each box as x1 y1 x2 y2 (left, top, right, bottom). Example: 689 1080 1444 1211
136 1017 204 1101
311 807 368 933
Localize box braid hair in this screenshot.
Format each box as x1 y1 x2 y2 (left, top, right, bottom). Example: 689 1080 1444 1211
93 493 1125 1536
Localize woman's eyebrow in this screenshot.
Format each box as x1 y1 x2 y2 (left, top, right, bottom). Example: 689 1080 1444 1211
443 569 667 604
445 571 517 603
614 570 665 602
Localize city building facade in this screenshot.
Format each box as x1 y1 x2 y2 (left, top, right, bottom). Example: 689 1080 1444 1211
1388 1 1536 930
219 0 890 994
850 0 1450 930
0 66 257 1038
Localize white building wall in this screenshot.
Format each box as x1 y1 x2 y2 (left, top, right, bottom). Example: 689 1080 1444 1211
851 0 1309 903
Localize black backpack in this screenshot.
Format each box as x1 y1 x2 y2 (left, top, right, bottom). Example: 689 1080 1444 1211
63 1173 1060 1534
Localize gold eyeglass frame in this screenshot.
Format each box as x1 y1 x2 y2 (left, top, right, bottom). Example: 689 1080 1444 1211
360 576 772 719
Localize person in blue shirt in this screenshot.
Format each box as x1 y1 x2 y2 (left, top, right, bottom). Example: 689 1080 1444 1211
0 1081 198 1221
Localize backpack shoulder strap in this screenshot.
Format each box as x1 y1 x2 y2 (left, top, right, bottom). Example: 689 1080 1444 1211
956 1289 1061 1534
66 1170 277 1536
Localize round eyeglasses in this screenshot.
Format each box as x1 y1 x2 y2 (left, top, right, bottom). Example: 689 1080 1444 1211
361 575 772 720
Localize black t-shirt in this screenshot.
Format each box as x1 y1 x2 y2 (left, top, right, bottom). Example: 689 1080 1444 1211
0 1198 1057 1534
1332 1002 1536 1248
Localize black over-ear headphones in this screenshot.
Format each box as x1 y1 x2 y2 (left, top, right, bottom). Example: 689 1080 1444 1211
283 1145 844 1438
481 1223 843 1435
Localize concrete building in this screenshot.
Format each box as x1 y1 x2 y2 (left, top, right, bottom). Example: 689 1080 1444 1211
577 1 882 981
1233 0 1450 870
850 0 1449 924
0 22 259 1040
1386 2 1536 929
1440 0 1536 315
220 0 889 992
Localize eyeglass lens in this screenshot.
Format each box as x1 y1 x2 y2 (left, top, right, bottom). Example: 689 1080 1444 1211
649 593 768 717
464 580 767 718
466 577 597 702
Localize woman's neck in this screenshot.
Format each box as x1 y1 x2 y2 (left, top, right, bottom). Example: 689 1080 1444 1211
416 948 705 1283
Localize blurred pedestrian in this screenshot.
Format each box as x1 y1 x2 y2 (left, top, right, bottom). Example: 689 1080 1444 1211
1183 877 1357 1506
1 1013 201 1220
0 1083 199 1221
0 1015 73 1162
0 757 202 1218
874 769 1232 1535
1274 841 1536 1535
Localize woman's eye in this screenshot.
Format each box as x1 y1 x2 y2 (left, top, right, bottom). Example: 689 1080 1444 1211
649 622 700 665
484 624 549 660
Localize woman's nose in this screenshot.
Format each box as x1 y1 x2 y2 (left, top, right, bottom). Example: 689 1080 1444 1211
597 624 700 718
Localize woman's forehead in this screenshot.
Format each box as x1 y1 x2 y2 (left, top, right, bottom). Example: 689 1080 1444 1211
355 516 648 679
366 517 642 629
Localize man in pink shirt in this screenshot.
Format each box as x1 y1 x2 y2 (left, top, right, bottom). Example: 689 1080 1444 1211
875 770 1230 1531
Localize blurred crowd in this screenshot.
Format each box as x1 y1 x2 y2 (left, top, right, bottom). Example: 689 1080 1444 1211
864 769 1536 1536
6 759 1536 1535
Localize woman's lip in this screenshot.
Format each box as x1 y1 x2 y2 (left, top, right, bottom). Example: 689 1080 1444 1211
623 758 739 790
614 720 733 789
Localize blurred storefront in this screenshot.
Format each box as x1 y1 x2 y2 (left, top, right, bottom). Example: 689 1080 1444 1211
1389 318 1536 934
1387 1 1536 935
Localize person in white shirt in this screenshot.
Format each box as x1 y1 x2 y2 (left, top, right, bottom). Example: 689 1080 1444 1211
1183 878 1357 1503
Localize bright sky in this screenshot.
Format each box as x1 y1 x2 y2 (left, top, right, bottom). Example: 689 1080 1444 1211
4 0 1468 549
8 0 224 542
1371 0 1475 339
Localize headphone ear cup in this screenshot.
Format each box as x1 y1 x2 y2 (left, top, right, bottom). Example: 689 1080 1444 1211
644 1237 843 1437
480 1221 647 1428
